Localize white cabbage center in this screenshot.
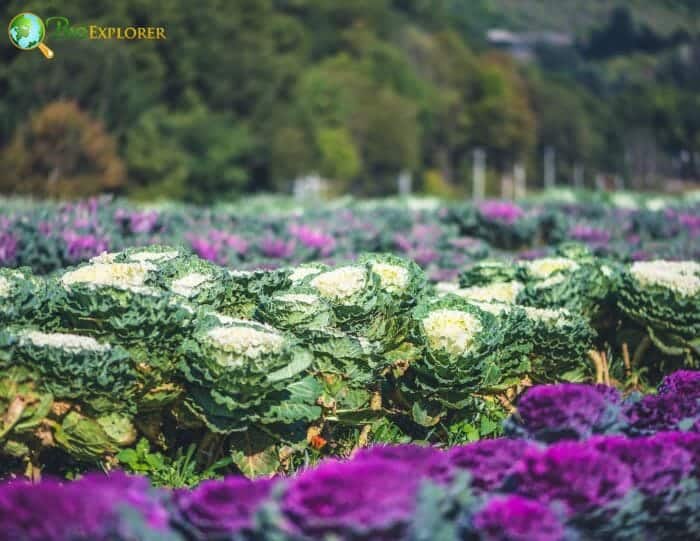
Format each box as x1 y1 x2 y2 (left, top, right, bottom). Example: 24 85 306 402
631 260 700 297
21 330 111 352
458 281 523 304
527 258 579 279
289 266 324 283
372 263 409 293
170 272 213 297
61 262 154 291
310 266 367 301
422 309 483 356
129 250 179 263
523 306 569 325
207 324 284 363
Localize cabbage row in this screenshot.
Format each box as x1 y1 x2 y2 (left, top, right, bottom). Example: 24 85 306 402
1 193 699 276
0 244 699 478
2 370 699 541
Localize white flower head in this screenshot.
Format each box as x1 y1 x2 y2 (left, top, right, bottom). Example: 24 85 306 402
61 262 155 292
458 281 523 304
422 308 483 356
128 250 179 263
170 272 214 298
371 263 410 293
523 306 570 325
527 258 579 279
207 323 285 365
90 252 118 264
631 260 700 297
289 266 324 283
471 301 511 316
21 330 111 352
435 282 460 296
310 266 367 303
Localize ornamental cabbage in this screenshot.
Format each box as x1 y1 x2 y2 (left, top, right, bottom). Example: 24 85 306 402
618 260 700 362
505 383 624 442
256 289 334 332
178 317 315 432
0 328 136 413
408 296 531 407
0 268 47 325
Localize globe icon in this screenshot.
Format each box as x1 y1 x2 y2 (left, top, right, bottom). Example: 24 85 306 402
8 12 45 50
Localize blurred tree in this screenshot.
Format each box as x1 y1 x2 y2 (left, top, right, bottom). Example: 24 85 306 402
126 99 252 203
0 100 125 197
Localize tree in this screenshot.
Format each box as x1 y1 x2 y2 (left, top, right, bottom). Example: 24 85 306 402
0 100 125 197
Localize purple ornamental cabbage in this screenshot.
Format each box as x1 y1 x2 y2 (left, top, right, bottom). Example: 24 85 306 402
508 383 623 441
625 393 700 434
175 476 274 537
658 370 700 399
351 444 452 483
479 201 525 225
472 495 565 541
282 458 419 540
0 472 171 541
590 433 694 495
0 230 18 265
568 225 611 245
510 442 634 515
447 439 536 492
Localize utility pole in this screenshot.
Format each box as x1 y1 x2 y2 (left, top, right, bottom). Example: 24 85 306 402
473 148 486 201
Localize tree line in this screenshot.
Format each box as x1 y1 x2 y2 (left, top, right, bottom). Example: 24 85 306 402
1 0 698 201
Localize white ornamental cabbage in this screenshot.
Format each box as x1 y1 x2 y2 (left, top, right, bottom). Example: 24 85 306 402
422 309 483 357
309 266 368 302
630 260 700 297
457 281 524 304
19 329 111 353
525 257 579 279
60 262 155 292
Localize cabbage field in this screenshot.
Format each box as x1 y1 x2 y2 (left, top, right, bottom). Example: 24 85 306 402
1 191 699 540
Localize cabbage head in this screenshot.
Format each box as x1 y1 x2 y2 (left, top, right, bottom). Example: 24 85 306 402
618 260 700 362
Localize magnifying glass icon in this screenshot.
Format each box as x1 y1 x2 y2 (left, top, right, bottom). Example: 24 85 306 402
8 12 54 59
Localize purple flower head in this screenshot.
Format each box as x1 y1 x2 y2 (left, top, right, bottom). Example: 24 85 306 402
260 236 296 259
62 232 109 262
479 201 525 225
472 495 565 541
352 444 452 483
511 442 633 515
659 370 700 399
678 213 700 237
0 231 18 265
0 472 170 541
282 458 419 540
411 247 439 266
393 233 412 253
658 431 700 472
175 476 274 536
187 234 219 263
590 433 694 495
569 225 611 245
127 210 160 234
625 393 700 434
288 224 336 256
448 439 536 492
510 384 623 441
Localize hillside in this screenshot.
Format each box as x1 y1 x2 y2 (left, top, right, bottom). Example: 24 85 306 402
466 0 700 37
